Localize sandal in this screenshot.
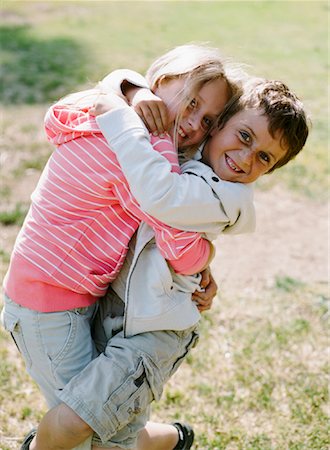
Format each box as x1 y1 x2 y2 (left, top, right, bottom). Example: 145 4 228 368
20 428 37 450
172 422 195 449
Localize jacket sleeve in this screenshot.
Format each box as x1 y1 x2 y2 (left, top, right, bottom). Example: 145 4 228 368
96 107 251 235
107 139 212 275
99 69 149 96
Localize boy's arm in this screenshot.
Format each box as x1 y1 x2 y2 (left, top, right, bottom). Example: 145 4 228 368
99 70 169 134
96 107 254 234
100 69 149 97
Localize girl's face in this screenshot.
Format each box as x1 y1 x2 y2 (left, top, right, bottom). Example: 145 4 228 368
155 77 230 149
202 108 287 183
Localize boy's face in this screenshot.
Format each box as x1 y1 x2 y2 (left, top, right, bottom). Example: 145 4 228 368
155 77 230 148
202 108 288 183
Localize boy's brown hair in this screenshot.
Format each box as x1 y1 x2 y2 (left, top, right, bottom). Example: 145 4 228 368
216 78 310 172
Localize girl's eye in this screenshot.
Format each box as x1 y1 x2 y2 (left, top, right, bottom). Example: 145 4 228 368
189 98 197 109
259 151 270 163
239 130 251 143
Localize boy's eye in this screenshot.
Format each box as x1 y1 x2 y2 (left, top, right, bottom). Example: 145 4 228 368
239 130 251 143
259 151 270 163
201 117 213 131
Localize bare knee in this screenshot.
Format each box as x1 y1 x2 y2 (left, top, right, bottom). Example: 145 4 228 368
56 403 92 439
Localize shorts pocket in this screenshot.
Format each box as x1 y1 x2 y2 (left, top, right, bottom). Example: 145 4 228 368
103 357 154 435
40 309 95 388
1 308 32 369
171 329 200 375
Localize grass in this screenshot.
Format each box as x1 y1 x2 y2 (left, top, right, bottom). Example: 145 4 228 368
0 1 328 449
1 1 328 199
0 279 328 449
152 280 329 449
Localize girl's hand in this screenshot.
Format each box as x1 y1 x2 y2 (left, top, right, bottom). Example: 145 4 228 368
89 92 128 116
130 88 169 135
192 267 218 312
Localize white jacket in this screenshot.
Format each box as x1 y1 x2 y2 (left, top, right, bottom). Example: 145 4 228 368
116 165 254 337
96 71 256 336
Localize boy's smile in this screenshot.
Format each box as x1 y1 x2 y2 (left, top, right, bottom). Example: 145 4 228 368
202 108 288 183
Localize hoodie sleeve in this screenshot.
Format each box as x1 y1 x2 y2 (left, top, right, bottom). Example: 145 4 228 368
44 101 101 146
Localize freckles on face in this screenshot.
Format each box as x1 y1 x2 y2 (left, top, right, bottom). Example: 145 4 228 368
202 109 287 183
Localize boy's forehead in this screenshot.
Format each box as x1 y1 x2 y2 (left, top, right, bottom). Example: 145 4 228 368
233 109 271 136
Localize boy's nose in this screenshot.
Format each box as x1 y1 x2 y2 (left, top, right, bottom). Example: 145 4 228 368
240 147 254 167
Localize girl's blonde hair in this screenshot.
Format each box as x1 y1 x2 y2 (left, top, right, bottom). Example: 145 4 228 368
146 44 246 153
61 44 246 154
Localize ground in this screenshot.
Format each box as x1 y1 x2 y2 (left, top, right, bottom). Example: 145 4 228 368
212 186 328 294
0 178 328 449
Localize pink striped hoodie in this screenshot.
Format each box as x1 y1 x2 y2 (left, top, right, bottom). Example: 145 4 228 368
3 100 210 312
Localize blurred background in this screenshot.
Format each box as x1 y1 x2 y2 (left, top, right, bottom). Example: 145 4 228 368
0 2 328 449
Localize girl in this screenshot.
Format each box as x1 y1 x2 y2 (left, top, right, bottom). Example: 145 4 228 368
2 44 244 450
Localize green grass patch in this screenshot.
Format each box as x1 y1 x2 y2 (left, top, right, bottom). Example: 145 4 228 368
1 1 328 199
152 280 329 448
0 24 89 104
0 203 28 226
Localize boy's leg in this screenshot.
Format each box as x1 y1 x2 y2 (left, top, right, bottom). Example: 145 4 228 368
56 324 199 449
91 422 179 450
28 324 198 450
30 404 93 450
135 422 180 449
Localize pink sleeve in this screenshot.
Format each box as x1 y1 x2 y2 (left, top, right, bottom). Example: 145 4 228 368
45 106 211 274
44 103 101 146
154 228 210 275
118 191 211 275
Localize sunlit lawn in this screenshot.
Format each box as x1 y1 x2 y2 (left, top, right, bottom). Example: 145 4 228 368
0 2 328 449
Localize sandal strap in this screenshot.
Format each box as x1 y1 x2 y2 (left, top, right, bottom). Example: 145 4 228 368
172 422 195 450
20 428 37 450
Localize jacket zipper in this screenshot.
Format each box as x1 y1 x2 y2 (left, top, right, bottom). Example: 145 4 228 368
123 239 151 338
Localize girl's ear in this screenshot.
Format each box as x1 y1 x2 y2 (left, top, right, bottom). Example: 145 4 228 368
156 75 167 88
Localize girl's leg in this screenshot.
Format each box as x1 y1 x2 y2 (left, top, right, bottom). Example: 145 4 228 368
1 295 98 450
1 295 98 407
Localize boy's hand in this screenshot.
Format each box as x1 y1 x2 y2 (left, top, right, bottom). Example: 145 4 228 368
89 92 128 117
192 267 218 312
130 88 169 135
